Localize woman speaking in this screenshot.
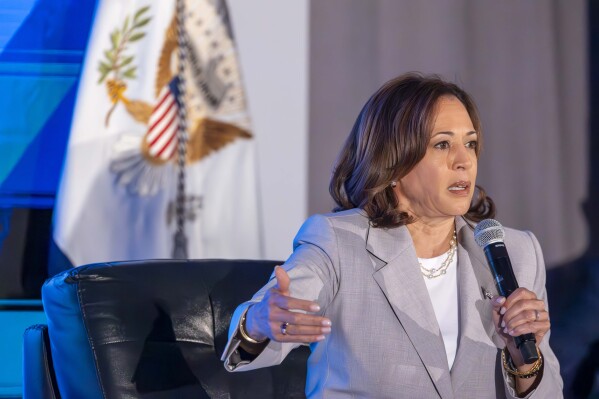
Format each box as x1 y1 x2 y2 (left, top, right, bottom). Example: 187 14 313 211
222 73 563 398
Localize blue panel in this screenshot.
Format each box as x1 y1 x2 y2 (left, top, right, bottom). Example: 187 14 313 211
0 0 37 49
0 75 75 188
0 2 97 394
0 81 78 203
0 0 97 208
0 309 46 397
1 0 96 54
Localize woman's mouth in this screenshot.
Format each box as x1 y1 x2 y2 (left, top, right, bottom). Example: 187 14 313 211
448 181 471 196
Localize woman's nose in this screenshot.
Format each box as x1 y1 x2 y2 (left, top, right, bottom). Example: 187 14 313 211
452 145 473 170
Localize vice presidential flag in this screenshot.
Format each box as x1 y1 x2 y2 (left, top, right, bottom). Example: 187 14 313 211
53 0 263 266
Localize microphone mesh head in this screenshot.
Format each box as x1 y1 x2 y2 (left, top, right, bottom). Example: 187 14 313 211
473 219 505 247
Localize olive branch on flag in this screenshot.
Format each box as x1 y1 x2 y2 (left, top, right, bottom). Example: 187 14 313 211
98 5 151 127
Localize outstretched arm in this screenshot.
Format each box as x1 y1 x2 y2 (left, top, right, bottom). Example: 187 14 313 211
222 214 340 371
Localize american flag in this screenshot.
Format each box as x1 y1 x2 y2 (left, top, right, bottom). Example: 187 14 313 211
145 77 182 161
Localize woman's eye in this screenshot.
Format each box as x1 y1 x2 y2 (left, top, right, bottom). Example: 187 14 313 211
466 140 478 150
434 141 450 150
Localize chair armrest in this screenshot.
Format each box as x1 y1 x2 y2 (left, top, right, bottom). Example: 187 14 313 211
23 324 60 399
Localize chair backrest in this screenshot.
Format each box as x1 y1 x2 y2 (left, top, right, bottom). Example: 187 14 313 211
42 259 309 399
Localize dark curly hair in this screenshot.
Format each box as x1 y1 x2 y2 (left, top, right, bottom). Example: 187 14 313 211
329 72 495 227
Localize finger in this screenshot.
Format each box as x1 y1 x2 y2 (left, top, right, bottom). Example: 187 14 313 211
503 320 550 339
270 307 331 326
271 321 331 337
490 296 507 336
502 306 547 332
503 308 549 331
497 288 538 318
274 266 290 296
491 296 506 311
270 321 328 343
503 287 537 309
271 291 321 313
501 299 545 328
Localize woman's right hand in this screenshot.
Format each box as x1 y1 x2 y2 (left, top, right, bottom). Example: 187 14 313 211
244 266 332 343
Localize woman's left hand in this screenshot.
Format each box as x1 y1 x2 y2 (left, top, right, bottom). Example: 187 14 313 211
491 287 550 366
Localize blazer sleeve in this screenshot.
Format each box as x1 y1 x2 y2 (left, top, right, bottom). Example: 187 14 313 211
502 231 564 399
221 214 340 371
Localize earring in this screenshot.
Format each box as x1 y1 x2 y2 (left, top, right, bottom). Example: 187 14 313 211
390 181 397 188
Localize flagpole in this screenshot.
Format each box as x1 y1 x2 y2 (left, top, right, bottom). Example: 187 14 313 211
173 0 188 259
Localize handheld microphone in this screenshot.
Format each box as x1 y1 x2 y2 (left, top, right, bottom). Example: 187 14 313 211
473 219 539 364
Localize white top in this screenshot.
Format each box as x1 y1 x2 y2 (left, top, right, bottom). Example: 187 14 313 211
419 252 459 370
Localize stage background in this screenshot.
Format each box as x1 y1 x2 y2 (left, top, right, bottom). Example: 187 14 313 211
0 0 597 398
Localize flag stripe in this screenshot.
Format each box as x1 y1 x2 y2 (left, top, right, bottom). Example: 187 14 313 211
149 125 177 156
163 139 177 159
148 87 171 120
147 97 177 142
148 109 177 148
155 130 178 158
148 92 175 130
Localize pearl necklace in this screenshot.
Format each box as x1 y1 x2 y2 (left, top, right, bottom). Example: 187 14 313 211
419 230 457 279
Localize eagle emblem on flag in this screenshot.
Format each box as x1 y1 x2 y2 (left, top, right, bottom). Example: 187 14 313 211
97 4 252 196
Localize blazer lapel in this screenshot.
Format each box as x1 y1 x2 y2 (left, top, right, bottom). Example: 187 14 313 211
368 224 454 399
450 218 502 391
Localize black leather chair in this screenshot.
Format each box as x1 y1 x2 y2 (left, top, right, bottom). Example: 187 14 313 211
22 259 309 398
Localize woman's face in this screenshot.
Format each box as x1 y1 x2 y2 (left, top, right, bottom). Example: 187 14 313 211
394 96 478 222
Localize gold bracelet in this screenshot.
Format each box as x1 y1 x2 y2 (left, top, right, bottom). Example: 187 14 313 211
501 347 543 379
238 308 267 344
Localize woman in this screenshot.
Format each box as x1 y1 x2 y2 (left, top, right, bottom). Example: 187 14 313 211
222 73 563 398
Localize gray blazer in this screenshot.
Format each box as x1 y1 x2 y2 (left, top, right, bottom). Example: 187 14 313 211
222 209 563 398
